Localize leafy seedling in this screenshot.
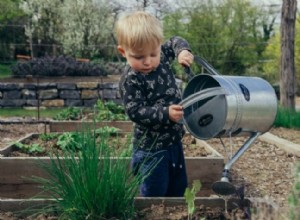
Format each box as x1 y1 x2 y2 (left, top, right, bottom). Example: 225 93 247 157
57 132 82 151
95 126 120 135
14 142 45 155
184 180 202 220
40 133 59 141
53 107 81 121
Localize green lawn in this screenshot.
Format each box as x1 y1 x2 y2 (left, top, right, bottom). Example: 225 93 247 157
0 63 13 78
0 108 66 119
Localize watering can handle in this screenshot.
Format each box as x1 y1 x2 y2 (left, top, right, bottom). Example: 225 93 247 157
193 56 220 76
183 55 220 78
179 87 227 109
183 66 194 81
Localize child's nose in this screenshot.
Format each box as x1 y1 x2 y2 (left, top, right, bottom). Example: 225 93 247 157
143 57 151 65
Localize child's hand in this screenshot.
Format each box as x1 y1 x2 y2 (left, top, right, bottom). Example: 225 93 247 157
169 104 184 122
178 50 194 67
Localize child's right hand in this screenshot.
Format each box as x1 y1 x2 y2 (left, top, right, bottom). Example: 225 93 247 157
169 105 184 122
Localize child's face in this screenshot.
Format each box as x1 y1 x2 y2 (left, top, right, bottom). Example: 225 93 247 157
118 45 161 74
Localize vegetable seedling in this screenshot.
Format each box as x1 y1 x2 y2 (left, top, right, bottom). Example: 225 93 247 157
184 180 202 219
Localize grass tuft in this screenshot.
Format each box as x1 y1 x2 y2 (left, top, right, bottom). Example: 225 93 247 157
29 125 153 219
274 106 300 129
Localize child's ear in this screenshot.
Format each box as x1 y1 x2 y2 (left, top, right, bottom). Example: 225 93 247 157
117 45 126 57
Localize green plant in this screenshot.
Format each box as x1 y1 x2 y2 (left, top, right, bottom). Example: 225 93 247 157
0 108 65 118
39 133 59 141
0 64 13 78
14 142 44 155
94 126 120 135
56 132 82 151
184 180 202 219
30 128 154 219
105 100 125 114
53 107 82 121
274 106 300 129
95 99 128 121
288 162 300 219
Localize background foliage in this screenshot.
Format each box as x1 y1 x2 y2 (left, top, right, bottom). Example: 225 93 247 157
0 0 299 86
263 17 300 85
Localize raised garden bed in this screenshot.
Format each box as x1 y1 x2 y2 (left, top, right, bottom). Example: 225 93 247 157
0 132 223 199
0 197 278 219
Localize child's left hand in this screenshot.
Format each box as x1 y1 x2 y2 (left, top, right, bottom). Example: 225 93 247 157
169 104 184 123
178 50 194 67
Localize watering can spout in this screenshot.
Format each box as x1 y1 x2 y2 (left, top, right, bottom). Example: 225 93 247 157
212 132 260 195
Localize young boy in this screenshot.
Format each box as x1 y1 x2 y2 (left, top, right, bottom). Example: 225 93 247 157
115 11 194 197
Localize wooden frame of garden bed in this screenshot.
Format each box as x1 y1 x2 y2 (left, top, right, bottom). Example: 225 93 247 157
0 132 224 199
49 121 134 132
0 197 277 217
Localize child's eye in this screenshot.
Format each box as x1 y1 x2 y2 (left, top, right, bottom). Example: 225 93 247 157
151 53 158 57
133 56 143 60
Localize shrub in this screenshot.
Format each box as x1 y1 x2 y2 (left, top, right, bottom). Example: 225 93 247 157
93 60 125 75
11 55 107 77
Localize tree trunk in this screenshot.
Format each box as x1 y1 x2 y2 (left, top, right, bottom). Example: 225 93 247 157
280 0 297 110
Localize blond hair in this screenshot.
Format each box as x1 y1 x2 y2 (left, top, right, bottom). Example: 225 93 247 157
115 11 163 50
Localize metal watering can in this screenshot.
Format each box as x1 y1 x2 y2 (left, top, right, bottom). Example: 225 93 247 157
180 56 278 195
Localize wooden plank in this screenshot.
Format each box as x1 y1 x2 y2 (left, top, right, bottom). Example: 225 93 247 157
0 184 214 199
185 157 223 185
0 158 52 183
196 139 223 157
259 132 300 157
0 157 222 184
0 198 56 213
0 198 225 212
134 197 225 210
0 184 47 199
49 121 133 132
0 156 223 198
0 197 269 213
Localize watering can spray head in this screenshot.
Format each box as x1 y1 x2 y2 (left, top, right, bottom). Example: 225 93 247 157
212 170 236 196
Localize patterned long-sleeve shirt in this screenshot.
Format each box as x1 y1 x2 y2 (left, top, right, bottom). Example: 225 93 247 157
119 36 191 151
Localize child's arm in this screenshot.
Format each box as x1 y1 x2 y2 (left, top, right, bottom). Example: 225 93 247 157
162 36 193 63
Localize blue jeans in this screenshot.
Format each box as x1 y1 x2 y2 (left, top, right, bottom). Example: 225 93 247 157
131 142 188 197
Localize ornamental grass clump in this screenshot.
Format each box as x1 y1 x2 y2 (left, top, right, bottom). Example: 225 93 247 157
274 106 300 128
31 127 148 219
